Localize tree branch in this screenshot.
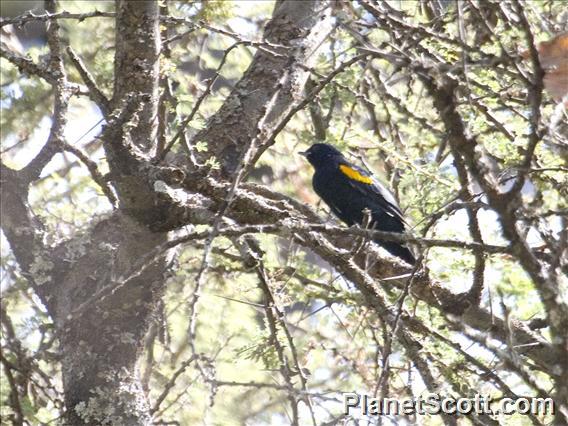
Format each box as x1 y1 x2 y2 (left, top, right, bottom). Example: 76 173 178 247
113 0 160 151
191 0 333 178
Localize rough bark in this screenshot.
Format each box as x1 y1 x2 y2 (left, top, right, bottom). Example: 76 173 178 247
113 0 160 151
56 216 167 425
193 0 332 177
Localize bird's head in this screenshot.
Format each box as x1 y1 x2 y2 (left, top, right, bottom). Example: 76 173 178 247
299 143 343 169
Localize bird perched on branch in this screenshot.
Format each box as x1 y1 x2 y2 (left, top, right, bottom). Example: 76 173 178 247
300 143 416 265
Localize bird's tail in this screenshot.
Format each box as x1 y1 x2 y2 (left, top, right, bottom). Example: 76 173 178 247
378 240 416 265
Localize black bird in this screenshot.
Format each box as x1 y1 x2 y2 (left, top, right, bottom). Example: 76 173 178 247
300 143 416 265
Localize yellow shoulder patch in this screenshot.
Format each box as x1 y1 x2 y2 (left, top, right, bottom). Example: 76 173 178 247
339 165 373 184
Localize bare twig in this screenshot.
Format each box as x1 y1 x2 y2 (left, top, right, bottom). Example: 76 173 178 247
67 46 110 115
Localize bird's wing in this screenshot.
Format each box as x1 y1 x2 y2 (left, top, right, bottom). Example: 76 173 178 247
337 161 406 223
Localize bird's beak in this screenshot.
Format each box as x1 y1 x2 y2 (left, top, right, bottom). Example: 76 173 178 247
299 151 308 157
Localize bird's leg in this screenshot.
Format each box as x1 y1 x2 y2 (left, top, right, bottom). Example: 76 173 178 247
362 208 373 232
350 208 373 257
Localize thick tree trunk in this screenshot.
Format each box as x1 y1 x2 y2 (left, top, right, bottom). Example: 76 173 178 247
51 1 164 422
54 215 167 425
